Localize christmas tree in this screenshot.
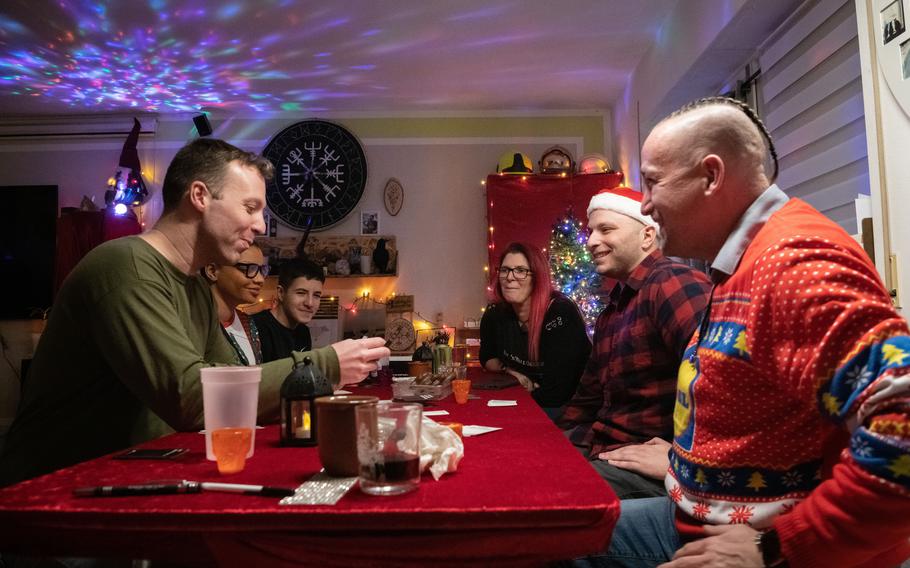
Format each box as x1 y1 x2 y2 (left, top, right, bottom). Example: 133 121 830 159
548 209 602 332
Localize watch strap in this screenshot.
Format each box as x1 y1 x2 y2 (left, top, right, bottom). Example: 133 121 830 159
755 528 788 568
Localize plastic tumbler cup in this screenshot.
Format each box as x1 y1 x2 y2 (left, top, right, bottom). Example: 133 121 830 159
201 366 261 461
211 427 252 474
453 344 467 366
356 402 422 496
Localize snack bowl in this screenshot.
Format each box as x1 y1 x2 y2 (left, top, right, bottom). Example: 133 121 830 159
392 376 453 401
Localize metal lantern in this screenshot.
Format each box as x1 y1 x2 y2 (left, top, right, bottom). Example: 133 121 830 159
280 356 333 447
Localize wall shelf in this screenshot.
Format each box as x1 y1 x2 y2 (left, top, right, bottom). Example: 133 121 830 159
256 235 398 277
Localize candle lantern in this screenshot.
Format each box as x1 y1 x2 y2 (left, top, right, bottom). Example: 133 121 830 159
280 356 333 447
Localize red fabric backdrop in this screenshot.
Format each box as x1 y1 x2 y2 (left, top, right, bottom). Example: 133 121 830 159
486 172 623 269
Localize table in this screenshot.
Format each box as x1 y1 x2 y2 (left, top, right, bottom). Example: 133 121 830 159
0 370 618 567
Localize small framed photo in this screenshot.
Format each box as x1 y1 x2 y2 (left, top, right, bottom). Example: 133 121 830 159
360 211 379 235
902 38 910 79
882 0 905 45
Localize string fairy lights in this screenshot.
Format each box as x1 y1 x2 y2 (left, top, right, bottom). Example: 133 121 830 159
548 209 602 333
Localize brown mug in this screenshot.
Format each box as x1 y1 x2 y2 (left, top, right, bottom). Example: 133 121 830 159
315 395 379 477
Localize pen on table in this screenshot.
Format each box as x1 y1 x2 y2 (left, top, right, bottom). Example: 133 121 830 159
73 481 296 498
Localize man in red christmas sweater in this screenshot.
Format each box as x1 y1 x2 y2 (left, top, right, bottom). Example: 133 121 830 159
584 97 910 568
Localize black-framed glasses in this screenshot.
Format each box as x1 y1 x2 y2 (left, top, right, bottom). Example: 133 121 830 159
498 266 532 280
234 263 270 278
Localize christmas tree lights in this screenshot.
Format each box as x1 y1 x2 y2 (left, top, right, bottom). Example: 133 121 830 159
548 209 602 333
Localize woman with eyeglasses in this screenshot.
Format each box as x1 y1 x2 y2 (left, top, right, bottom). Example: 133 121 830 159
202 244 268 365
479 241 591 419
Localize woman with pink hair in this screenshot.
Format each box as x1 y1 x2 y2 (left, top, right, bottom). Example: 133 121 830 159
479 242 591 419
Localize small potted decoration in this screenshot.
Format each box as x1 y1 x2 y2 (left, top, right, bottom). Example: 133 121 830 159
431 330 452 372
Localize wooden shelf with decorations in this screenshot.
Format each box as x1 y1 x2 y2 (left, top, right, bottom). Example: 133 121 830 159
255 235 398 277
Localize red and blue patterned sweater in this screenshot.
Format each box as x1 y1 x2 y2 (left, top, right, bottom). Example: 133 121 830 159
668 198 910 568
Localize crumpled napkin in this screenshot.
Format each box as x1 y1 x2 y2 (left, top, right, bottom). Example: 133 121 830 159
419 418 464 480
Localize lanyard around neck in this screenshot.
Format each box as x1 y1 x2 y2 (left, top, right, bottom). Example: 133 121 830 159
221 326 250 366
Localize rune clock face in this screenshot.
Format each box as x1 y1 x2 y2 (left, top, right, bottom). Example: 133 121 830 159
262 120 368 230
386 318 417 352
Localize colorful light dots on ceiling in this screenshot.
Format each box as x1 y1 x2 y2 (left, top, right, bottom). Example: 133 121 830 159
0 0 682 115
0 0 384 113
216 4 243 21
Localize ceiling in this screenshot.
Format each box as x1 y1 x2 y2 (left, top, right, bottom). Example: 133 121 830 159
0 0 682 116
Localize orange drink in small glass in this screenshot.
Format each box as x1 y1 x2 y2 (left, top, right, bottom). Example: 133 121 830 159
452 379 471 404
438 421 464 439
211 427 253 474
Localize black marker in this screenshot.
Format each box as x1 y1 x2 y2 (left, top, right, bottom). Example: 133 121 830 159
73 481 295 498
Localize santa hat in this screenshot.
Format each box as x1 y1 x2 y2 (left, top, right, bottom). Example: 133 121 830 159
586 186 658 229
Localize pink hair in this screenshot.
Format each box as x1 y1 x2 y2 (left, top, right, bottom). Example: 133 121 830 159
490 242 554 361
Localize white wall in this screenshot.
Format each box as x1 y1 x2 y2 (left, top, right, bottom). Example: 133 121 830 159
856 0 910 307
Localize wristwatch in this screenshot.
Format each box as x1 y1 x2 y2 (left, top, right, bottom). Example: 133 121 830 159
755 528 788 567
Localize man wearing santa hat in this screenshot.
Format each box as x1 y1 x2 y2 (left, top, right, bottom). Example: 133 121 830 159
558 187 711 499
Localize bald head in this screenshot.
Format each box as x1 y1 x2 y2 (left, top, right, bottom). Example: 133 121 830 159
655 101 774 188
639 98 778 260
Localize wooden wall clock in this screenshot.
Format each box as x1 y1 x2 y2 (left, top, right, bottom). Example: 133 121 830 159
262 119 368 231
385 294 416 354
386 317 417 353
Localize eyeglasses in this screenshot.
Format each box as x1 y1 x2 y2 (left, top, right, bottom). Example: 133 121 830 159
498 266 532 280
234 263 270 278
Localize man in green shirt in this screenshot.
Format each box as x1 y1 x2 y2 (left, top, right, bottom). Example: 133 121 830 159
0 139 389 486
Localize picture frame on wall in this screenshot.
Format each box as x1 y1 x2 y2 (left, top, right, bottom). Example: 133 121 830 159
360 211 379 235
383 178 404 216
882 0 905 45
902 38 910 79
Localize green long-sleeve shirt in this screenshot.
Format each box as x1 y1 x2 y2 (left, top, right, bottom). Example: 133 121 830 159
0 236 339 485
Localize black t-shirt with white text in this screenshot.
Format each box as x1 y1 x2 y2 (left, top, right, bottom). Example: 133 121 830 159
479 293 591 407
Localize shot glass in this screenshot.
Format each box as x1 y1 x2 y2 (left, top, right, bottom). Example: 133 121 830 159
356 402 422 496
211 427 253 474
437 421 464 439
452 379 471 404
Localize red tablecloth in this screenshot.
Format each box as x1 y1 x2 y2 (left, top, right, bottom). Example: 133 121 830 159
0 370 618 567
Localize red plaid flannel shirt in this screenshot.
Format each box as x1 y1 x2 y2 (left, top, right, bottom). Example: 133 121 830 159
558 250 711 457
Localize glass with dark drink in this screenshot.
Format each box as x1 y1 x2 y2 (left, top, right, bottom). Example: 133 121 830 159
356 402 422 495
